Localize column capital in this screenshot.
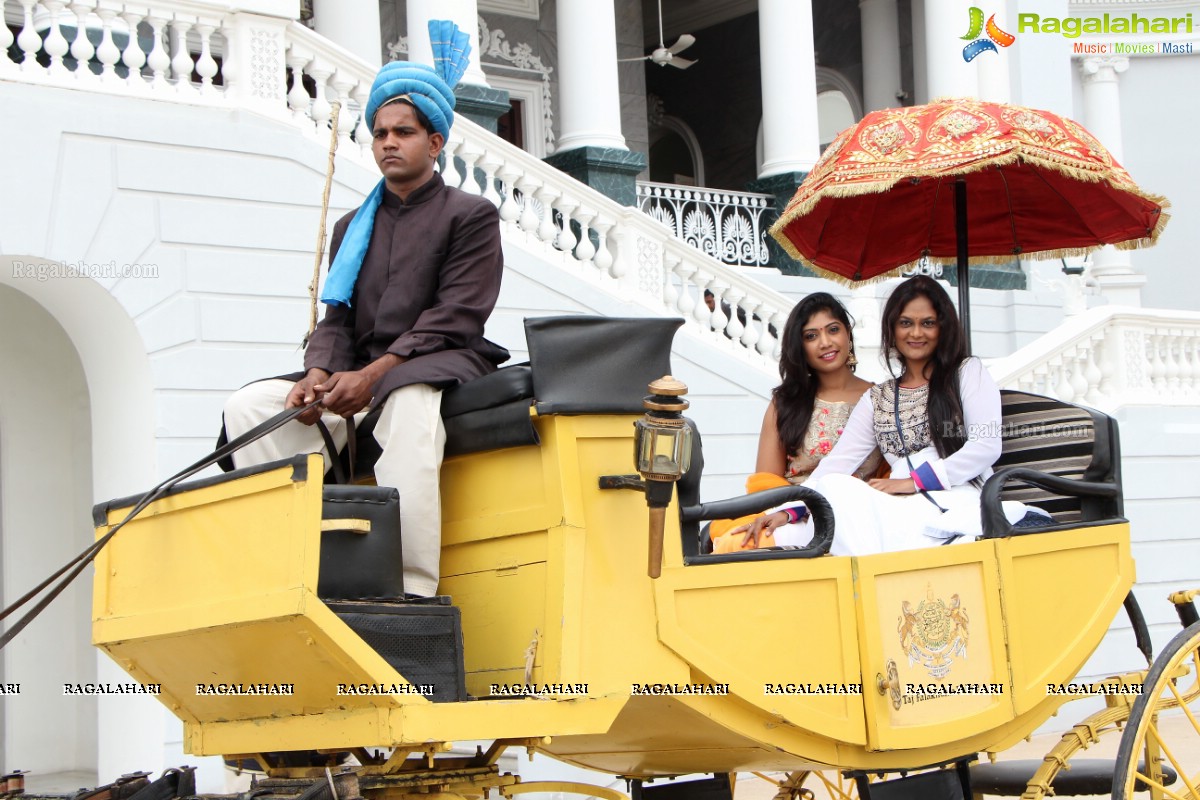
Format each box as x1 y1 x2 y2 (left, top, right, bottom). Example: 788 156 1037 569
1079 55 1129 83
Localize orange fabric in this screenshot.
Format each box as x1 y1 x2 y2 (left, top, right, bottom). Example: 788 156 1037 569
708 472 791 553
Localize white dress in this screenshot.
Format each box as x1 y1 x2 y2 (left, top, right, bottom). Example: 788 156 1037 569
770 358 1035 556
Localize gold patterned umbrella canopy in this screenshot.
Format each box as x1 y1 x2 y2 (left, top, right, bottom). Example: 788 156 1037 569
769 98 1169 285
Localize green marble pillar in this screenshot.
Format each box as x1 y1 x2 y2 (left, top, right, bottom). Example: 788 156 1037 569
748 171 810 276
543 146 647 207
454 84 511 133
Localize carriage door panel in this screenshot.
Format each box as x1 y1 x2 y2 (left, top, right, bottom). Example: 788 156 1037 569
855 542 1015 751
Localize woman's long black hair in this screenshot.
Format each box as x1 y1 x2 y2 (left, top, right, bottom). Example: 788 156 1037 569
773 292 857 457
880 275 969 457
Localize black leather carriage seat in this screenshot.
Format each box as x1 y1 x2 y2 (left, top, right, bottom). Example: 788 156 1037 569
978 390 1124 539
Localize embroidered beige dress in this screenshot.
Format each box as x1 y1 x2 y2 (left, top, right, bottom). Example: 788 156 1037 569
785 398 882 484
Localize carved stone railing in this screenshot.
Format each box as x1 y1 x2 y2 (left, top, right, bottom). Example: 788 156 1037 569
988 306 1200 410
636 182 774 269
1 0 796 370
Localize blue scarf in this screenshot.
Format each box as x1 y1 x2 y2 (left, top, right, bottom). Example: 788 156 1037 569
321 21 472 308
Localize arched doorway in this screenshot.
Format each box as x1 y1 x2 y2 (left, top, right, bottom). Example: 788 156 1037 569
0 259 160 790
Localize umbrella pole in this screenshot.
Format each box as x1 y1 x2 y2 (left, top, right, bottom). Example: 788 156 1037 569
955 178 972 355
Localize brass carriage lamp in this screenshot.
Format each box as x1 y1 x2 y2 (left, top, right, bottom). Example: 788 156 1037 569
634 376 692 579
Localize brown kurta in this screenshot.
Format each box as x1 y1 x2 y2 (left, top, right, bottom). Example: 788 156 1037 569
303 173 508 406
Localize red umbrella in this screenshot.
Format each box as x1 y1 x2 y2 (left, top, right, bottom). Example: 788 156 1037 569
769 98 1168 349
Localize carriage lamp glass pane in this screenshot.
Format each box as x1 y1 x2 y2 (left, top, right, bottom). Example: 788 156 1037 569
635 422 689 478
678 425 693 474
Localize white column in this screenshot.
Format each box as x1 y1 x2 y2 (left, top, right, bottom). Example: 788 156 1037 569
859 0 903 112
759 0 820 176
407 0 489 87
1080 55 1144 305
911 0 928 104
313 0 381 67
554 0 626 151
923 0 978 99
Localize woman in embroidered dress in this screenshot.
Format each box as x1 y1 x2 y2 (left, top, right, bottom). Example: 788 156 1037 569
710 293 881 553
733 276 1037 555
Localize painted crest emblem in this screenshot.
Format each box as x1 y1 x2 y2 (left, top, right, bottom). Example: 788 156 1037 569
898 585 970 679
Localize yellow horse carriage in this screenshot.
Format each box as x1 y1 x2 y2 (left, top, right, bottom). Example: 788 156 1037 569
91 318 1200 800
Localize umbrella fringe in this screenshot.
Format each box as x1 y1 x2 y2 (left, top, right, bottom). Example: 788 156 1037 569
769 150 1170 249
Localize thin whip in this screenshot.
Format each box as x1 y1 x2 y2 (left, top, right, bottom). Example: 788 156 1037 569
305 101 342 348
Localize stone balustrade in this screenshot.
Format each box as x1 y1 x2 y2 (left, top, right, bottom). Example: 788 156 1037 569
989 306 1200 410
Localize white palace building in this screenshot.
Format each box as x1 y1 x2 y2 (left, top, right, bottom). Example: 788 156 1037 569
0 0 1198 791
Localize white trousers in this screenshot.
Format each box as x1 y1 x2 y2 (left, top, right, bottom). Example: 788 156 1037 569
223 379 446 597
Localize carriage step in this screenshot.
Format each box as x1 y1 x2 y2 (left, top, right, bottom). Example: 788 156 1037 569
970 758 1178 796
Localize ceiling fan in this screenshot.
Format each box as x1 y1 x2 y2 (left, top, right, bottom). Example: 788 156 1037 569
620 0 697 69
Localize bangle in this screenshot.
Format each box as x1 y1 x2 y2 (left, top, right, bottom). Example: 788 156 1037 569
781 505 808 524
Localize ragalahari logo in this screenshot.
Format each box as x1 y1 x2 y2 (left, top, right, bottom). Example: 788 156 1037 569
962 7 1016 61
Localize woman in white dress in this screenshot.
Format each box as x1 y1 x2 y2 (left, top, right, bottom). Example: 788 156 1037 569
733 276 1036 556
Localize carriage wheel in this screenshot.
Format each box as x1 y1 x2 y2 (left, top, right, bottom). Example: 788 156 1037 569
1113 620 1200 800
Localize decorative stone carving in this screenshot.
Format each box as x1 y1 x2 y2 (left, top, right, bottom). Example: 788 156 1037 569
250 28 283 100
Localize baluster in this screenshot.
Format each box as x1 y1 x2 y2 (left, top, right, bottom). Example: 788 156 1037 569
1182 333 1199 395
218 16 237 98
553 197 578 256
1165 329 1182 396
478 155 503 209
306 60 333 134
457 146 482 196
755 304 776 356
662 252 680 311
42 1 71 75
1098 326 1119 401
741 299 764 353
1069 348 1089 400
1149 332 1167 393
285 47 311 118
351 82 370 153
329 70 357 151
592 219 615 277
675 263 697 320
699 278 721 331
169 18 195 90
0 4 14 72
1083 335 1104 406
573 208 597 266
771 310 788 360
193 21 218 91
534 187 559 247
515 176 540 233
95 6 122 80
723 287 746 343
144 11 171 87
1048 359 1070 401
496 166 521 224
17 0 42 70
121 8 147 85
439 137 464 188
